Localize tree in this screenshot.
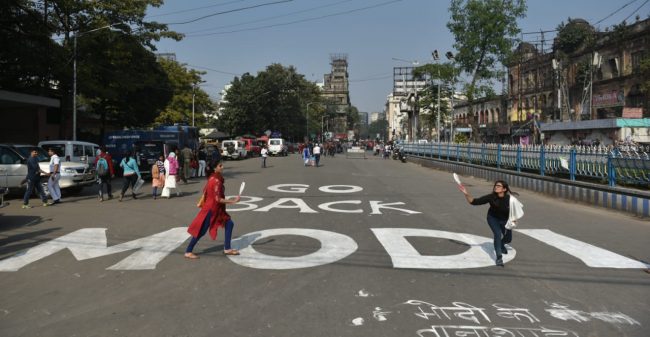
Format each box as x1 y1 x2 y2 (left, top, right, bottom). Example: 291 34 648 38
447 0 526 139
368 119 389 141
77 30 175 139
639 56 650 112
0 0 182 138
218 64 320 140
413 63 459 138
0 0 64 96
154 59 213 127
554 18 596 56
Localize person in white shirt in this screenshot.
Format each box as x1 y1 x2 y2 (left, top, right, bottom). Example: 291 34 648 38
260 146 268 168
46 148 62 204
313 144 322 167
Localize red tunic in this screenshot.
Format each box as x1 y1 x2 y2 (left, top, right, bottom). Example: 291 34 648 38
187 174 231 240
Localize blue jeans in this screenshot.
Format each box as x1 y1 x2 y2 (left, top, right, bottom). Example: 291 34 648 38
486 214 512 260
23 177 47 205
185 211 235 252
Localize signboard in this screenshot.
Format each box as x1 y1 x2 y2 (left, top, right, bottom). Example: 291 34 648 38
592 90 624 107
622 107 643 119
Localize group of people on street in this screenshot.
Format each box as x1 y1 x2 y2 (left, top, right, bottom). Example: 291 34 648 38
22 140 525 268
300 142 323 167
21 148 62 208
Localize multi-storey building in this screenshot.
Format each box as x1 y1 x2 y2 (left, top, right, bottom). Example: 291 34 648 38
391 67 429 141
322 54 351 134
505 18 650 146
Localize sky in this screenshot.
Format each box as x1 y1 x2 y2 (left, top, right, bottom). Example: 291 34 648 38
146 0 650 113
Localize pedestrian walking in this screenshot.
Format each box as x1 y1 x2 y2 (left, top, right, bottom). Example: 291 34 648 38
457 180 521 267
198 149 207 177
22 149 49 208
181 146 193 183
302 144 311 166
96 153 110 201
313 143 321 167
95 148 115 200
184 160 242 259
46 147 62 205
152 154 165 199
260 145 268 168
161 152 181 198
118 151 141 201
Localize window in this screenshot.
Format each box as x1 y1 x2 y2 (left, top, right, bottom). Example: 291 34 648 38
44 144 65 157
632 51 644 73
0 148 21 164
84 145 95 157
73 145 84 157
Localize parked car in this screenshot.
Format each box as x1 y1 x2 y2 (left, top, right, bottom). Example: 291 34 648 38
239 138 261 157
38 140 100 165
10 144 95 193
221 140 248 160
268 138 287 156
0 144 27 194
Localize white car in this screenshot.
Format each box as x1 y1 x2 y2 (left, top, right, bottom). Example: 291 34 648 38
2 144 95 194
221 140 248 160
268 138 287 156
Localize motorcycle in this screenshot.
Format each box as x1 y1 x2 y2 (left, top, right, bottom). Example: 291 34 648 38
393 147 407 163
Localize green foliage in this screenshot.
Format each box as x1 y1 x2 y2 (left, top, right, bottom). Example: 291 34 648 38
368 119 389 140
555 18 595 55
154 59 213 127
454 133 469 144
218 64 321 140
639 56 650 95
447 0 526 101
0 0 182 137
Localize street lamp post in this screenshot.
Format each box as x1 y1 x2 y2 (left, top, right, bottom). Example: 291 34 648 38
71 23 123 141
321 115 327 144
306 102 318 141
192 84 196 127
446 51 456 143
432 50 441 143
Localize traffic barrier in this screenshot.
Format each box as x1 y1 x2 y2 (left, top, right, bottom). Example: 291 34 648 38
345 146 367 159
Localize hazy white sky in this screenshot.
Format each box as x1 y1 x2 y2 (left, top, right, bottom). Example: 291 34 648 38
147 0 650 113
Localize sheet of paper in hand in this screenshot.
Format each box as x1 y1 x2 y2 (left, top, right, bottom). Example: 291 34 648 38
239 181 246 195
453 173 463 186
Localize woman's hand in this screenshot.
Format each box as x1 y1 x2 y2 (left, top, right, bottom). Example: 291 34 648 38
457 184 468 195
232 195 241 203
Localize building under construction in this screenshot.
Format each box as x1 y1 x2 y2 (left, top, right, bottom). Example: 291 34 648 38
322 54 351 135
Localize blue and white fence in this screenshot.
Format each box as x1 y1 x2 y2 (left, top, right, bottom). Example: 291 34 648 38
401 142 650 218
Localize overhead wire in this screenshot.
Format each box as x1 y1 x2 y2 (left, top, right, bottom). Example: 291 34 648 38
165 0 293 25
146 0 247 18
622 0 650 22
595 0 638 24
183 0 355 35
185 0 403 37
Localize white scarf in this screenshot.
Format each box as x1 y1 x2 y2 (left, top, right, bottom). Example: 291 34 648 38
506 195 524 229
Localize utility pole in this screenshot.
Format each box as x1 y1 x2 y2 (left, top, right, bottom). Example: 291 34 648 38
433 50 440 142
72 33 77 140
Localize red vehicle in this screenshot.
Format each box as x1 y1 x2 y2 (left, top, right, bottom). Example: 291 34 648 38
240 138 261 157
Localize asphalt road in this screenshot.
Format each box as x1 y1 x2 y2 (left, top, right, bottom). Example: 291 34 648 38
1 152 649 337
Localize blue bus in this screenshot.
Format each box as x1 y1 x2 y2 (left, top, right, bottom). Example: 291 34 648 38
104 126 199 176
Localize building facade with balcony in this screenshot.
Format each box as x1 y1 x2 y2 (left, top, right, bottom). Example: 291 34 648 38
506 18 650 146
322 54 351 134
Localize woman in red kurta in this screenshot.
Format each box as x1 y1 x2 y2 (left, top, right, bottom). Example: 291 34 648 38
185 161 241 259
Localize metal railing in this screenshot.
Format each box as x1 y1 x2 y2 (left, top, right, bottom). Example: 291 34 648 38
401 142 650 188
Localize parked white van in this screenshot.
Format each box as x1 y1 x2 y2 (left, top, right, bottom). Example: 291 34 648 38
268 138 287 156
38 140 100 165
221 140 247 160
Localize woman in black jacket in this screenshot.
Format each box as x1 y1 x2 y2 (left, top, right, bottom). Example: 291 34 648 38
458 180 516 267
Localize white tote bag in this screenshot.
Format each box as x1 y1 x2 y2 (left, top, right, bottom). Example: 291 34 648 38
133 177 145 194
